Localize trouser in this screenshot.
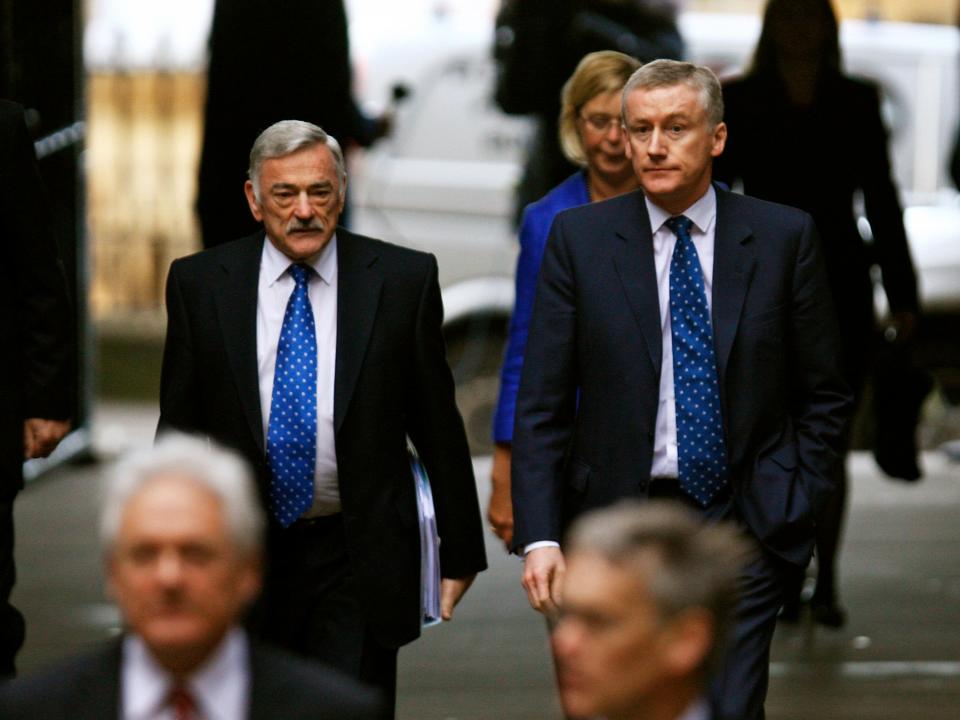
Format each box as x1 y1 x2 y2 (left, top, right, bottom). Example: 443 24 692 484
648 479 791 720
0 498 25 678
252 514 398 720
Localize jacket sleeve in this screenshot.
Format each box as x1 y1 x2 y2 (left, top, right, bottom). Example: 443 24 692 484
857 84 919 315
406 255 487 578
157 260 203 437
1 103 73 421
510 214 580 550
789 215 854 518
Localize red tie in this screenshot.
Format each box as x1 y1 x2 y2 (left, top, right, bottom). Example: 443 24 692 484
169 685 196 720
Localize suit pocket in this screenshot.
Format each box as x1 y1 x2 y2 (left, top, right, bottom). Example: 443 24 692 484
566 458 592 493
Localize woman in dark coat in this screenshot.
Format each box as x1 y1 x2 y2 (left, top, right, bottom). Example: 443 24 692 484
714 0 920 627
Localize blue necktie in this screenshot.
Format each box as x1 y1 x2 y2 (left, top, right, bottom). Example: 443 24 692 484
666 215 728 506
267 263 317 527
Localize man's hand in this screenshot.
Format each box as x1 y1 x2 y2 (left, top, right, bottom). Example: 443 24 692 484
522 546 565 618
487 443 514 550
440 574 476 621
23 418 70 459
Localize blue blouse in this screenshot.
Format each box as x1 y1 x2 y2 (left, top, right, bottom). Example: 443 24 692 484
492 171 591 443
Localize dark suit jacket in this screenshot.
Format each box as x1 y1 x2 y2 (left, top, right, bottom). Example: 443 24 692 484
0 100 72 498
714 74 918 383
157 229 487 647
511 187 853 565
0 637 383 719
197 0 378 246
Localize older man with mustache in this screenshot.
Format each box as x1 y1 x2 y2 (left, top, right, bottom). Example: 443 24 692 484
157 120 487 719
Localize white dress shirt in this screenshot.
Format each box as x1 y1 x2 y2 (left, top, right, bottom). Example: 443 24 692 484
257 235 340 517
121 628 250 720
676 697 711 720
524 187 717 554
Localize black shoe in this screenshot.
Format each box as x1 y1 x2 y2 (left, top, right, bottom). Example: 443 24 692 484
811 600 846 628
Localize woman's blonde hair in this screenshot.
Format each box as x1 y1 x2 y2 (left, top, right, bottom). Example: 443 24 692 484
559 50 642 166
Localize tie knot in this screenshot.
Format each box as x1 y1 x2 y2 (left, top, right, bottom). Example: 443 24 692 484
665 215 693 239
289 263 312 287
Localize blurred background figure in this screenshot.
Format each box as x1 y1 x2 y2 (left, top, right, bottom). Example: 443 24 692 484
553 500 750 720
487 50 641 550
713 0 921 628
0 100 74 678
493 0 683 222
0 434 382 718
196 0 390 248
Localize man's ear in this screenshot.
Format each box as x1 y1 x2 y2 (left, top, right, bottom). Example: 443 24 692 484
710 122 728 158
660 608 715 677
244 180 263 222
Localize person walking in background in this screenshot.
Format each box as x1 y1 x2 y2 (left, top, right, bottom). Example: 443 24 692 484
488 50 641 550
160 120 486 718
494 0 683 221
512 60 852 719
0 100 73 678
554 500 750 720
0 435 383 718
714 0 920 628
197 0 389 247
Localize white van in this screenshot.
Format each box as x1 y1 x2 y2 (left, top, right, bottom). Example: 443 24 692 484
350 12 960 452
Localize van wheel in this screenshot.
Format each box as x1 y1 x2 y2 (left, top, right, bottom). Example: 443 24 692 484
444 316 509 457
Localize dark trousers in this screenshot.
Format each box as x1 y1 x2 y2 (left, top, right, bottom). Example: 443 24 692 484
648 480 790 720
251 515 397 720
0 499 24 677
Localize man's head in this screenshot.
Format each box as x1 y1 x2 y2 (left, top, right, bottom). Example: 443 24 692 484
552 500 750 720
621 60 727 215
101 434 264 677
244 120 346 261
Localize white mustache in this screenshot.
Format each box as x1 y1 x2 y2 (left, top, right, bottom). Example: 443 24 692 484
286 218 325 233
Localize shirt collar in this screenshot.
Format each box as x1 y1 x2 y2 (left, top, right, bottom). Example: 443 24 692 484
122 628 250 720
677 697 712 720
645 185 717 236
261 232 338 287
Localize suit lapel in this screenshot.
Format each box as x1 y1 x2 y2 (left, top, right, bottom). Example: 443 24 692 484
611 194 662 376
214 233 266 453
712 188 756 384
334 228 382 433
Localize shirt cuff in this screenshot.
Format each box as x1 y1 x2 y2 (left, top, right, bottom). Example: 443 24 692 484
523 540 560 555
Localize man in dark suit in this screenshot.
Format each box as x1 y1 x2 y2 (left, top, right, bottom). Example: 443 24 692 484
512 60 852 720
0 100 73 677
159 120 486 716
0 434 382 719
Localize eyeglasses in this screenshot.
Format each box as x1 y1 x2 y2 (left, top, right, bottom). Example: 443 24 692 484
578 113 622 134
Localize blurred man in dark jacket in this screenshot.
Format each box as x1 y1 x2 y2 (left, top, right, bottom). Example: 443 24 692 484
0 100 73 676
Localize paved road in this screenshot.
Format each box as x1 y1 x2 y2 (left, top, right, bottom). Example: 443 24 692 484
10 403 960 718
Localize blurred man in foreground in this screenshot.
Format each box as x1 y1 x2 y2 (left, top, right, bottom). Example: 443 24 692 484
553 500 750 720
0 434 382 719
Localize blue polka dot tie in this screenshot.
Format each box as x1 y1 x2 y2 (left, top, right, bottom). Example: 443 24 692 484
267 263 317 527
666 215 728 506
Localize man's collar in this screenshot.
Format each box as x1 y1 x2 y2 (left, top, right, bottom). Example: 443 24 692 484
645 186 717 236
261 232 338 286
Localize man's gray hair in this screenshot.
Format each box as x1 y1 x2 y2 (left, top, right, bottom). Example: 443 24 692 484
621 59 725 127
247 119 346 202
101 433 265 555
566 499 751 672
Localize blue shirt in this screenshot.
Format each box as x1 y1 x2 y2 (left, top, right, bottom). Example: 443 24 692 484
492 171 590 443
